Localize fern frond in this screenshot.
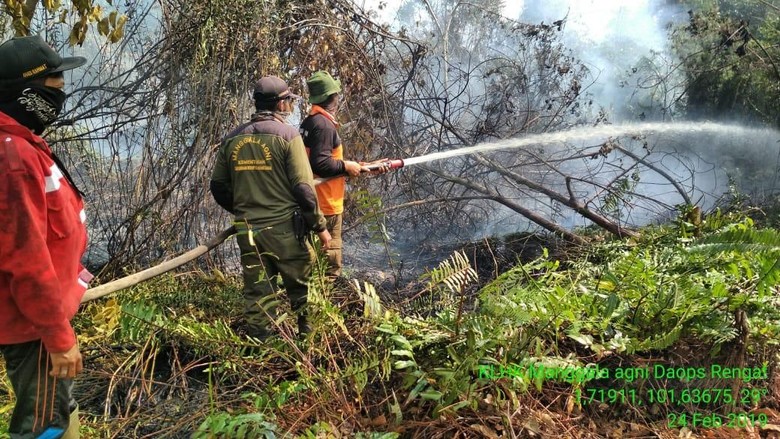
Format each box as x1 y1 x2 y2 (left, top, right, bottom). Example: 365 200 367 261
308 285 354 340
120 302 169 342
422 251 478 294
632 326 683 353
689 228 780 255
355 280 384 320
402 251 478 317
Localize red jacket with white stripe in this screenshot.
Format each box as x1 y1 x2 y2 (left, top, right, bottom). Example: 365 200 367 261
0 111 91 353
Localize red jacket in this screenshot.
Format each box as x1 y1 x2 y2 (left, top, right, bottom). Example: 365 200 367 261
0 111 91 353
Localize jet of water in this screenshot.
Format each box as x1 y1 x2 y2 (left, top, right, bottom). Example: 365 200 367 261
401 122 779 167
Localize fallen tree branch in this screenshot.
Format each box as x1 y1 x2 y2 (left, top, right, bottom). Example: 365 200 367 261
614 145 693 206
425 166 588 244
472 154 640 239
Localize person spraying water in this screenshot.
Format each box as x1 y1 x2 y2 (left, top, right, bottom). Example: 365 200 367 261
84 121 780 302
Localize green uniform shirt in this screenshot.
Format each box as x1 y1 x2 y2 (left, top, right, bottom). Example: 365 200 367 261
211 113 326 232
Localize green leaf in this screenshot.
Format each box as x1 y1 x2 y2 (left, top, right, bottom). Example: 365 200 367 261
390 349 414 358
391 334 413 350
394 360 417 369
568 333 593 346
419 390 443 400
376 323 396 334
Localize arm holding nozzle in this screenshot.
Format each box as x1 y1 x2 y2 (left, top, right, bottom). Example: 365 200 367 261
346 158 395 176
315 159 404 183
343 160 363 176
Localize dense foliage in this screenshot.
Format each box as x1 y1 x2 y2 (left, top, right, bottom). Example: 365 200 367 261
2 209 776 437
674 0 780 127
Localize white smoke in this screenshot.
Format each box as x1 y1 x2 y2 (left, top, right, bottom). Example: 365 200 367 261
521 0 688 122
355 1 779 235
361 0 688 122
359 0 526 23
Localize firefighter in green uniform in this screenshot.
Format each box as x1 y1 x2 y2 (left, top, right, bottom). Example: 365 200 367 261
210 76 331 339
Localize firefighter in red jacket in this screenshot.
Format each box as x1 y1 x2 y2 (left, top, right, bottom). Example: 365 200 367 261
0 35 90 438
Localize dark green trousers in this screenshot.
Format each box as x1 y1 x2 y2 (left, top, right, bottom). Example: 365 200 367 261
236 219 315 335
0 340 77 438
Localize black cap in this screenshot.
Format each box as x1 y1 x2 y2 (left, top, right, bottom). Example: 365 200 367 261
0 35 86 84
253 76 300 102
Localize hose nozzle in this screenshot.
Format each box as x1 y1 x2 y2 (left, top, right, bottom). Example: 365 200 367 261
363 159 405 173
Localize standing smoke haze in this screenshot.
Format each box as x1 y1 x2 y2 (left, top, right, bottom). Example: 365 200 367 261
348 0 780 279
363 0 688 121
520 0 687 121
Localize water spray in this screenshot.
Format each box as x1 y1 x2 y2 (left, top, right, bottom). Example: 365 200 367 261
84 122 780 301
357 122 780 173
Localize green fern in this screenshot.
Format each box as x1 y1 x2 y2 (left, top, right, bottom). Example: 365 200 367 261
689 225 780 294
421 251 478 295
193 412 278 439
632 326 683 353
404 251 478 317
119 301 169 342
308 284 353 340
689 227 780 254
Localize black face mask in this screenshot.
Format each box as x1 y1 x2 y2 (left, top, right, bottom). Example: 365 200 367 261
0 83 67 134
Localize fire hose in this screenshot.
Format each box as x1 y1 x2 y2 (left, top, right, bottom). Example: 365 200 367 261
81 227 236 303
81 160 405 303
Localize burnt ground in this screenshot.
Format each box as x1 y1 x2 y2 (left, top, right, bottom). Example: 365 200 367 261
347 231 566 301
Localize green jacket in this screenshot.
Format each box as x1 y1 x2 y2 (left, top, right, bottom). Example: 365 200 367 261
210 112 326 232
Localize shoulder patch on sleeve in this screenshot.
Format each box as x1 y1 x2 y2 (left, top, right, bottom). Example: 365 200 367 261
0 136 25 172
